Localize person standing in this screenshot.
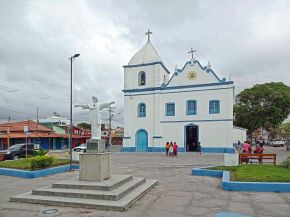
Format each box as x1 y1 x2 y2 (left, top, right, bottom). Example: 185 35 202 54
243 141 250 153
169 142 173 156
165 142 170 156
173 142 178 157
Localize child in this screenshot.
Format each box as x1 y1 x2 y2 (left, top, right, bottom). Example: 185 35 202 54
169 142 173 157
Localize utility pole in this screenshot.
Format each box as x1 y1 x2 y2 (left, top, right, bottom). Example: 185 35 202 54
7 116 10 147
37 107 39 123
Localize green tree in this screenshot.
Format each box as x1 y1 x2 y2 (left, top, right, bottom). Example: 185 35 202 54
77 123 91 130
234 82 290 132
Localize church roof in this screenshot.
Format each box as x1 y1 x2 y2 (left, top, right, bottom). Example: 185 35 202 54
128 41 162 65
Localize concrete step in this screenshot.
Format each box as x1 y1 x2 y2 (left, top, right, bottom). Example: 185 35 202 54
10 179 158 211
32 177 145 201
52 175 132 191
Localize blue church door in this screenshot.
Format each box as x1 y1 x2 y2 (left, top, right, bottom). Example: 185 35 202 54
136 130 148 152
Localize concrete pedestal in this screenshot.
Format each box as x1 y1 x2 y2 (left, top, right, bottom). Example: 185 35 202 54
79 152 111 181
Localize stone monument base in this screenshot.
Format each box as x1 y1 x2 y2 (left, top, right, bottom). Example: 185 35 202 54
79 152 111 181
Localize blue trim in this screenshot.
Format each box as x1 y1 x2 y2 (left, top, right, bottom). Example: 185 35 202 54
124 87 234 97
186 100 197 115
120 147 136 152
147 147 185 152
123 81 233 93
123 61 170 74
201 147 235 153
153 136 162 138
192 168 290 193
137 102 146 117
165 60 225 87
165 102 175 116
120 147 185 152
209 100 220 114
0 164 79 178
123 136 131 139
160 119 233 123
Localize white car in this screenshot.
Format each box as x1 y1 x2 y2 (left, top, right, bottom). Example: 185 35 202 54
270 139 285 147
74 143 87 152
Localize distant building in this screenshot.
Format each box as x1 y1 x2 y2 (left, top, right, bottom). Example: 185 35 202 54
0 120 90 150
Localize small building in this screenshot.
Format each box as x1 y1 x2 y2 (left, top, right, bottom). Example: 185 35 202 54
111 127 124 145
0 120 90 150
233 126 247 145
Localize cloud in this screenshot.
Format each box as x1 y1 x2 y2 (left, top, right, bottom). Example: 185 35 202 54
0 0 290 125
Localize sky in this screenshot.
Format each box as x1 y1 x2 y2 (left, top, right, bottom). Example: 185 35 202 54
0 0 290 126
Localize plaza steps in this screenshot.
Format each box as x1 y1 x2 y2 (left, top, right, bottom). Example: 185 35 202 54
10 175 158 211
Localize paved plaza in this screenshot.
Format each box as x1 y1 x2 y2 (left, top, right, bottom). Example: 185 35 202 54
0 146 289 217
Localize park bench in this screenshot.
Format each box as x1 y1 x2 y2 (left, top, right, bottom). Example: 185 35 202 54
239 153 276 165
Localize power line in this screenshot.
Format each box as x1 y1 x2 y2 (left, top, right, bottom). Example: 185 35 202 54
0 107 46 118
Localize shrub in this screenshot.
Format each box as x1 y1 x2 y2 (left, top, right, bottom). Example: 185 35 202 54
32 149 48 156
281 156 290 169
30 156 54 169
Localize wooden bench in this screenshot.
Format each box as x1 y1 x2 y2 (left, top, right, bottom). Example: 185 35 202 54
239 153 276 165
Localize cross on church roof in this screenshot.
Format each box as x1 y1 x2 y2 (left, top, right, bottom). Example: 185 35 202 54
188 48 197 59
145 29 152 42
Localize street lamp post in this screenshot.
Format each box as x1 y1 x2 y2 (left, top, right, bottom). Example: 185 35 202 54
69 53 80 171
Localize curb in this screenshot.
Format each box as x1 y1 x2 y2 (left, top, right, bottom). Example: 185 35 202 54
192 167 290 192
0 164 79 178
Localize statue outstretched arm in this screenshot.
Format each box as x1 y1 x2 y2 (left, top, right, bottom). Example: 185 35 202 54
100 101 115 111
74 104 90 110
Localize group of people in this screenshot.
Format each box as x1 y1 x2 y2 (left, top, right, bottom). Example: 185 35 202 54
238 140 264 164
165 142 178 157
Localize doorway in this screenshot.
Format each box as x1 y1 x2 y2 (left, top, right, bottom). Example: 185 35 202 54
136 129 148 152
185 124 199 152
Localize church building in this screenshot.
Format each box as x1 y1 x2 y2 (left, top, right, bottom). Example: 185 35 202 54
122 31 235 153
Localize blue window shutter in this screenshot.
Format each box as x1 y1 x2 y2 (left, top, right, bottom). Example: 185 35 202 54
166 103 175 116
187 100 197 115
209 100 220 114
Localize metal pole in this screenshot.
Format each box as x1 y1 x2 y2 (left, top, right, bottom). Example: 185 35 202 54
69 57 73 170
109 108 112 149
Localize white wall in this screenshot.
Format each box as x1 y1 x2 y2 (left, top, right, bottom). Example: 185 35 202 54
233 127 247 144
123 84 234 149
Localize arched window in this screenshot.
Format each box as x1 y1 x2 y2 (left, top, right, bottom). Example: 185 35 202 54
138 103 146 117
138 71 146 86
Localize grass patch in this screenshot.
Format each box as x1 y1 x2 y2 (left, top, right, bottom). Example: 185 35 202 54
0 158 77 171
210 165 290 182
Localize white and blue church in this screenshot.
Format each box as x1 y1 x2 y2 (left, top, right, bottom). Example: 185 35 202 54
122 31 235 153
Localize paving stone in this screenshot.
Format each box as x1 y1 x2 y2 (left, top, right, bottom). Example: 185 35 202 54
226 201 256 216
1 150 290 217
254 202 290 217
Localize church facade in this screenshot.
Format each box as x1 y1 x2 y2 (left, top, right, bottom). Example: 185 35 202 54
122 35 234 153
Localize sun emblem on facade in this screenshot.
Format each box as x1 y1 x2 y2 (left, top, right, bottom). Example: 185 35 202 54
187 71 198 80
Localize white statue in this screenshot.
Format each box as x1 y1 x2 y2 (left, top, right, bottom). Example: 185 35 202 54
75 96 115 139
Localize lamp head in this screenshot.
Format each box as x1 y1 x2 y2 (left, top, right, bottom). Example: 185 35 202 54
73 54 80 58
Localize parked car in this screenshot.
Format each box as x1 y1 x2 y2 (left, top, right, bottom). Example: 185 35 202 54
269 139 285 147
74 143 87 152
0 143 40 160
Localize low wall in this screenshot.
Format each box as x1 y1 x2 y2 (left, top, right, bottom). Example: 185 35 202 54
0 164 79 178
192 167 290 193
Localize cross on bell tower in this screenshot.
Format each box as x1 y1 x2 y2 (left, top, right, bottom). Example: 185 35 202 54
145 29 152 42
188 48 197 59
